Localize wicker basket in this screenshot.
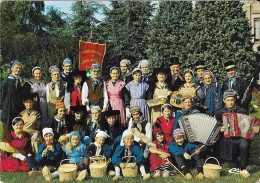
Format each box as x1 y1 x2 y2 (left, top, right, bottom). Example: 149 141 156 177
89 156 108 178
147 98 167 107
203 157 222 179
58 159 78 181
121 156 138 177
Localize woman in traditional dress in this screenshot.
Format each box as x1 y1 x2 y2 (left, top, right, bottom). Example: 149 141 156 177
154 104 175 144
64 69 85 111
149 68 172 125
202 70 223 116
106 67 126 126
0 117 39 174
19 94 42 154
125 68 151 123
178 69 205 110
24 66 47 128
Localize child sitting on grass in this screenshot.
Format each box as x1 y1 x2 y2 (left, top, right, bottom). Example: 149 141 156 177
149 128 177 178
85 130 115 176
35 128 62 172
112 129 150 181
169 128 204 179
42 131 88 181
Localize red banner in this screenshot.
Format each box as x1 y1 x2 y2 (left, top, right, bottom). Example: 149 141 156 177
79 40 106 72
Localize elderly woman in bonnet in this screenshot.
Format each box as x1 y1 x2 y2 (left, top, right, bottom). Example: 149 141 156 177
46 65 67 119
23 66 47 127
0 117 40 175
106 66 127 126
82 63 108 112
61 58 73 82
138 59 153 86
201 70 223 116
1 60 24 140
119 59 133 84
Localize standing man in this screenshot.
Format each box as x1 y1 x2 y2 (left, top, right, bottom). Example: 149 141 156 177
46 65 67 119
61 58 73 82
1 60 24 140
119 59 133 84
166 57 185 91
193 60 206 87
222 61 252 111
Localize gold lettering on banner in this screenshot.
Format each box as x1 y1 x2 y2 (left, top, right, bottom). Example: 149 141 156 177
91 59 98 62
91 54 95 57
81 59 90 64
81 49 103 56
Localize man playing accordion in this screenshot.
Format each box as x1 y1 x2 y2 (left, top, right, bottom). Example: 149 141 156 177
216 89 259 178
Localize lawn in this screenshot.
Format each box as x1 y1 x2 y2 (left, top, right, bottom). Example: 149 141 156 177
0 108 260 183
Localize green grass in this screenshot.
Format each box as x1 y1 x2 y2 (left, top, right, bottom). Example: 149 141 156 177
1 105 260 183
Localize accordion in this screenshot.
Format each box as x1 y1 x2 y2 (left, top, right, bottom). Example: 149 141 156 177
178 114 220 146
222 113 260 140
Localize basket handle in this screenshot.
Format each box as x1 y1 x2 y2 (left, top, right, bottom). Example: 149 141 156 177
60 159 77 166
122 156 136 163
204 157 220 166
90 155 106 163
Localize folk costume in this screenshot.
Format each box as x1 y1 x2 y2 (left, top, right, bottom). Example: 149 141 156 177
35 128 63 167
1 60 24 140
150 68 172 124
106 79 126 126
119 59 133 84
0 131 34 171
202 70 223 116
64 69 86 109
27 67 48 128
215 90 250 172
46 65 66 119
169 129 205 176
222 61 252 111
81 64 108 112
155 115 175 144
127 106 152 158
61 58 73 82
150 129 177 176
192 61 206 87
125 74 151 123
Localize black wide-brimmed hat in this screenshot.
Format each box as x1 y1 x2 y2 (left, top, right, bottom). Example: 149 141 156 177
154 67 171 76
103 110 120 117
224 60 237 71
169 57 181 66
71 68 86 78
195 60 206 70
23 93 35 102
70 105 86 113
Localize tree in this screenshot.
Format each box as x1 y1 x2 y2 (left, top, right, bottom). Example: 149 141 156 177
146 1 192 68
99 1 155 79
186 1 257 84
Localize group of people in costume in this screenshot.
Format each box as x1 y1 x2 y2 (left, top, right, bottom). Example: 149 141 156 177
0 57 259 181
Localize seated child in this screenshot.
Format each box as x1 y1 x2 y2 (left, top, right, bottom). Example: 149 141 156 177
155 104 175 144
84 106 102 146
169 128 204 179
100 108 125 152
85 130 115 176
42 131 88 181
35 128 62 171
112 129 150 181
149 128 177 178
127 105 152 158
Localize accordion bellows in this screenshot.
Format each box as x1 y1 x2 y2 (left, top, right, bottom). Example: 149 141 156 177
178 114 221 146
222 113 260 140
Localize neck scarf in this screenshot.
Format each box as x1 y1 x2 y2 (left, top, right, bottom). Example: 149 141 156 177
9 72 23 88
51 79 61 91
228 73 240 88
94 141 102 156
91 77 102 91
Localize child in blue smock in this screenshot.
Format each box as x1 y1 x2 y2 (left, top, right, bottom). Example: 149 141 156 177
169 128 204 180
112 129 150 181
42 131 88 181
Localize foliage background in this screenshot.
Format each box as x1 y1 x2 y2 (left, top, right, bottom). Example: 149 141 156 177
1 1 258 83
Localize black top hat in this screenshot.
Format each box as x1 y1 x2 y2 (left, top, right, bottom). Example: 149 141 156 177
70 105 86 113
103 102 120 117
169 57 181 66
154 67 171 76
224 60 237 70
195 60 206 70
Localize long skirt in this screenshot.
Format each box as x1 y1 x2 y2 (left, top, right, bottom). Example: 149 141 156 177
0 152 29 171
110 98 126 127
